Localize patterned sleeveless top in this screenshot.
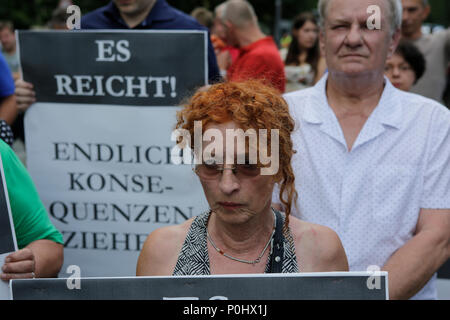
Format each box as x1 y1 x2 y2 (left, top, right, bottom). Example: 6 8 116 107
172 210 299 275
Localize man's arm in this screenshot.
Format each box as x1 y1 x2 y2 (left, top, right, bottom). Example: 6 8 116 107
1 239 63 280
0 94 18 125
382 209 450 300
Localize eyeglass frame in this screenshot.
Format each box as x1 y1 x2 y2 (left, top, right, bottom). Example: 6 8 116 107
192 162 264 180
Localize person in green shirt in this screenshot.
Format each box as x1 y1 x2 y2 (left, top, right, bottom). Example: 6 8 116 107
0 139 63 280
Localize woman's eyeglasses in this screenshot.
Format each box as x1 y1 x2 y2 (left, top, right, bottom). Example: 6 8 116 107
194 163 261 180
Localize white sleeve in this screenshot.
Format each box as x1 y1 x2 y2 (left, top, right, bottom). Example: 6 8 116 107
420 107 450 209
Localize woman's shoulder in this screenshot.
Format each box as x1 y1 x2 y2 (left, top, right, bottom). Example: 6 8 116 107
288 216 349 272
144 217 195 253
136 218 195 276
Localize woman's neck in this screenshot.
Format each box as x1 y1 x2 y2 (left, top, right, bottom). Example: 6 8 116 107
207 207 274 256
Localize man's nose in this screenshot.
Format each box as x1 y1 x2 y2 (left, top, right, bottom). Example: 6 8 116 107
344 24 363 47
218 169 240 195
402 9 409 20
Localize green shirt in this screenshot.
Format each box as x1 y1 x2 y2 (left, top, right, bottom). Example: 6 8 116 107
0 140 63 249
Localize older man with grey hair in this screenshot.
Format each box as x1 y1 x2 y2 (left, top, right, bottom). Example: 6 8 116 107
273 0 450 299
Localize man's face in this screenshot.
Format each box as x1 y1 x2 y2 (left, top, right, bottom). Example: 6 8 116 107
321 0 399 77
113 0 155 16
0 28 16 52
401 0 430 37
222 21 239 48
212 17 227 40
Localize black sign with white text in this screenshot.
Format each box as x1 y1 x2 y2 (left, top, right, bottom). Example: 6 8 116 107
11 273 388 300
18 30 207 106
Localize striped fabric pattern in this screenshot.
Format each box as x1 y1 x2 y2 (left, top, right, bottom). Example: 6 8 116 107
173 210 299 275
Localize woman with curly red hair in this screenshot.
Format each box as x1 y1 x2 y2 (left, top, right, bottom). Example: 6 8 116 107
137 80 347 276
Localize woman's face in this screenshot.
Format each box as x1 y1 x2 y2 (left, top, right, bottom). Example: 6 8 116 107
294 20 319 50
196 121 276 225
385 53 416 92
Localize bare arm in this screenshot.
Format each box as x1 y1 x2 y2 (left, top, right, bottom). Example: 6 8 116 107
382 209 450 300
312 226 349 272
1 239 63 280
0 94 18 125
291 219 349 273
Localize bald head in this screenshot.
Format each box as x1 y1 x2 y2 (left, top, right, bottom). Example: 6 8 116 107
221 0 258 29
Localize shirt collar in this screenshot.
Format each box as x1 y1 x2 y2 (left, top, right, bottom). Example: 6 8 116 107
305 73 403 130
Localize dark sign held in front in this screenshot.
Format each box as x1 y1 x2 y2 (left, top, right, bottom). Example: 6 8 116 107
18 30 207 106
11 272 389 300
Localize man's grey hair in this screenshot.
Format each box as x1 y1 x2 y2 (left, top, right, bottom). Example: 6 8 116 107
220 0 258 28
318 0 403 34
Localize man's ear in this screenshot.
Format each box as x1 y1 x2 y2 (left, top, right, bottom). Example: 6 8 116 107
319 28 326 56
224 20 233 31
422 5 431 21
387 29 401 59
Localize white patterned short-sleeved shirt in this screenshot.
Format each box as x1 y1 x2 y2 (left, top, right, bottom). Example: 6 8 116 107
273 74 450 300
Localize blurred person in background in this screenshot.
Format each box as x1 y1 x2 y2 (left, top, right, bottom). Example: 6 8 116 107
0 52 63 281
282 12 327 92
217 0 285 93
385 40 426 92
401 0 450 105
191 7 214 29
211 2 240 77
0 52 17 128
47 7 70 30
0 21 19 80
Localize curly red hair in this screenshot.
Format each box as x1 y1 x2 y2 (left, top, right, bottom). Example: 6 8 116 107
176 80 298 224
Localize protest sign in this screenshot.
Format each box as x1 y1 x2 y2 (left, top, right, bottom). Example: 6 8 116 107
0 154 18 300
19 30 210 277
11 272 389 300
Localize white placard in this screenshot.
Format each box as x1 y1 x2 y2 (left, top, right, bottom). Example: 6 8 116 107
25 103 209 276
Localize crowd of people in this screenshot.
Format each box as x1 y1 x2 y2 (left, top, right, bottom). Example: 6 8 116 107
0 0 449 300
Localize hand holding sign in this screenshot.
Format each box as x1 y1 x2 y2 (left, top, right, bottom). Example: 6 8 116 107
14 79 35 112
0 248 36 281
